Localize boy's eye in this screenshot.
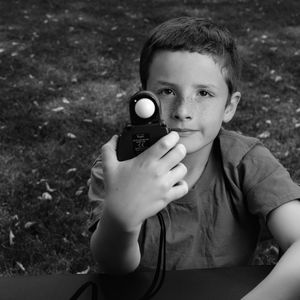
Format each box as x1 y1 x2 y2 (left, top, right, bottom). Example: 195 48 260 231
198 90 210 97
158 88 175 96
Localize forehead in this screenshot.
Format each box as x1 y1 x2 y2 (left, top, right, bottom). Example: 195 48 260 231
148 50 227 88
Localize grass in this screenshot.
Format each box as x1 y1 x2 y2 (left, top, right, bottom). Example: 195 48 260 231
0 0 299 275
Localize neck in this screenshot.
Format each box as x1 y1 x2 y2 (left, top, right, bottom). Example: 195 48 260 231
183 142 213 190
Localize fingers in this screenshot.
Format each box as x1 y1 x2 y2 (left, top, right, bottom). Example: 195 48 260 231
144 131 180 160
165 162 187 192
161 143 186 171
164 179 189 205
101 135 119 170
158 163 187 206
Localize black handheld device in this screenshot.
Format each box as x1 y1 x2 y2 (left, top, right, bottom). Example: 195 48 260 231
116 90 169 161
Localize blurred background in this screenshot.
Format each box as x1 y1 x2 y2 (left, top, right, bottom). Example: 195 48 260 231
0 0 299 275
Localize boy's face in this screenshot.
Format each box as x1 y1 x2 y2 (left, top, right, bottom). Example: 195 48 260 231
146 50 240 156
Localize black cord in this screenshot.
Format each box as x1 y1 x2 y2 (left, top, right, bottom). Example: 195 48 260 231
70 212 166 300
140 211 166 300
69 280 98 300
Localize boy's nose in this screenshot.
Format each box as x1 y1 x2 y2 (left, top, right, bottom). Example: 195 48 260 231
172 99 192 121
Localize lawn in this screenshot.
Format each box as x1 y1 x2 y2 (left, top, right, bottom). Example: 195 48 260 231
0 0 299 275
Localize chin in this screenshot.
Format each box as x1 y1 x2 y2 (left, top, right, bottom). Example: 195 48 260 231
183 140 213 156
180 142 201 154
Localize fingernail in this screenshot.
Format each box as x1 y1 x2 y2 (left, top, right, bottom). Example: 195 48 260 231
177 143 186 155
170 131 179 139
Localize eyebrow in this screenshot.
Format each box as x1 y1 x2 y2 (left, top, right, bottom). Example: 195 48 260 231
155 80 218 90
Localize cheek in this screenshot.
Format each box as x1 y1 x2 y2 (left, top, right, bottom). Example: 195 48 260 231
194 104 224 125
160 102 172 119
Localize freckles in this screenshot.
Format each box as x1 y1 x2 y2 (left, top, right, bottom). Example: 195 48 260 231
160 102 173 116
193 103 206 116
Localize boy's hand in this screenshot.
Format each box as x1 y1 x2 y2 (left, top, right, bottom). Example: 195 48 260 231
101 131 188 233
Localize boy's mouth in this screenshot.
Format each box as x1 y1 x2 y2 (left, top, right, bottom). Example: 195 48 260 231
170 128 199 136
171 128 198 132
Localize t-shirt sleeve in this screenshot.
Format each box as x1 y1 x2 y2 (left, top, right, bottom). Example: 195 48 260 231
87 157 105 232
239 145 300 223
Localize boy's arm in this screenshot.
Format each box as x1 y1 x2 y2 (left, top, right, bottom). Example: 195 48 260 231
242 200 300 300
90 133 188 274
90 209 142 274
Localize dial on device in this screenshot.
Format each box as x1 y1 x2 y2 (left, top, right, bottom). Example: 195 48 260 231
116 90 169 161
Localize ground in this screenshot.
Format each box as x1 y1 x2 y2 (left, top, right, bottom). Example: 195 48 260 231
0 0 299 275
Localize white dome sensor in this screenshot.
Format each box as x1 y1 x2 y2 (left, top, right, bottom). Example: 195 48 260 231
135 98 156 119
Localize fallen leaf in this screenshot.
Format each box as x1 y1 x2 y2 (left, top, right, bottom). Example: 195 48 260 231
274 75 282 82
9 230 15 245
11 215 19 221
76 266 90 274
66 168 77 174
62 97 70 104
81 231 89 238
62 237 69 243
24 221 36 229
41 192 52 200
75 186 85 196
75 189 83 196
67 132 76 139
286 84 297 91
52 106 64 112
16 261 26 272
45 182 56 192
116 91 126 98
258 131 270 139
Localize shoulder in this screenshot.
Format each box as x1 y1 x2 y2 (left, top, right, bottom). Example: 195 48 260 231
218 129 300 222
217 128 285 193
218 128 264 167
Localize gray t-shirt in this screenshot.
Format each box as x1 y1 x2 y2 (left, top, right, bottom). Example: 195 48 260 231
88 129 300 270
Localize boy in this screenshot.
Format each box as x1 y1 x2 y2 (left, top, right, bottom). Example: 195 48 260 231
89 17 300 299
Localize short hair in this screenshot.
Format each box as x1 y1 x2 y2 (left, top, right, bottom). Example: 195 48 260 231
139 17 241 96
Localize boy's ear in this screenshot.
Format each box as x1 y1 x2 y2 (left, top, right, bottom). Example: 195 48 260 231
223 92 241 123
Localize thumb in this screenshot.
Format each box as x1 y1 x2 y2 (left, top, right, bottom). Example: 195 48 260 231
101 135 119 170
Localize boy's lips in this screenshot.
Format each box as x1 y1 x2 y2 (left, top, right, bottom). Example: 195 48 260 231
171 128 199 132
171 128 199 136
